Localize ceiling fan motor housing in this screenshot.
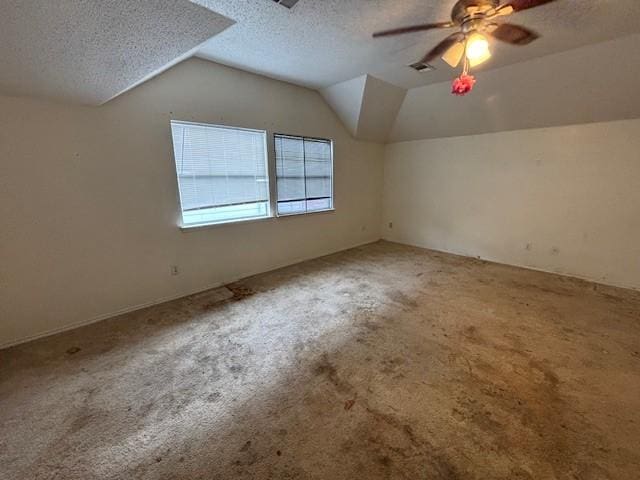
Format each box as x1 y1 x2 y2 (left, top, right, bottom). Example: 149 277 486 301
451 0 499 24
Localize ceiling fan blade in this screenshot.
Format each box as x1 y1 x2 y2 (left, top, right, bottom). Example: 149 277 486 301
501 0 558 12
420 32 465 63
441 41 465 68
373 22 454 38
489 23 539 45
492 4 514 16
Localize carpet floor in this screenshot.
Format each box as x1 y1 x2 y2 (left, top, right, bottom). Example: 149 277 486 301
1 241 639 479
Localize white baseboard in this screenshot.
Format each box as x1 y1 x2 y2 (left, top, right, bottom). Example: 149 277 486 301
0 238 381 350
382 237 640 293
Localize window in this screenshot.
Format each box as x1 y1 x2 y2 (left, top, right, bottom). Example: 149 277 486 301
171 121 270 227
274 134 333 216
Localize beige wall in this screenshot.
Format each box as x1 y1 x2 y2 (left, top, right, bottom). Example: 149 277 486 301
0 59 385 347
382 119 640 290
3 56 638 349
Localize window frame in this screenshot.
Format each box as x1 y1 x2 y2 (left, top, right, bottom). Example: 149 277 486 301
273 133 335 218
170 120 272 229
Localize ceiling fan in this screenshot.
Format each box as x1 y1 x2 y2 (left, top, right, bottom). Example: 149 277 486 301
373 0 558 95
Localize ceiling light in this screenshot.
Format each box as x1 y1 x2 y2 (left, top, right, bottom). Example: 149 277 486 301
442 41 465 68
465 32 491 67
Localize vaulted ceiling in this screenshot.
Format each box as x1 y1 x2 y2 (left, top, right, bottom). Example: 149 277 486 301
1 1 639 142
194 0 640 90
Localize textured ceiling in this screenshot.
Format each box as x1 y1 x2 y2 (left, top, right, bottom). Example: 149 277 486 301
195 0 640 90
1 0 638 141
0 0 234 105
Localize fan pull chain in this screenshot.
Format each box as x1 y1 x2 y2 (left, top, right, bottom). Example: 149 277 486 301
462 53 470 76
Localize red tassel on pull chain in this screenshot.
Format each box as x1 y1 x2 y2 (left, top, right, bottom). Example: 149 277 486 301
451 56 476 96
451 74 476 95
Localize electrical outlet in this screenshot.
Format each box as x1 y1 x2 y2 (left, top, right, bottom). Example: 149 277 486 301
170 265 179 276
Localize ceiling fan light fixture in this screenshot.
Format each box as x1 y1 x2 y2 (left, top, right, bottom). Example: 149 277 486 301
465 32 492 67
442 41 465 68
372 0 558 96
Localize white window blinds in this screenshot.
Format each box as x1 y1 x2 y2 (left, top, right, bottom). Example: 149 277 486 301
274 134 333 215
171 121 270 226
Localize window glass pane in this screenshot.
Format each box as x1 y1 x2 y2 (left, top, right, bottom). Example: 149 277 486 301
304 139 332 203
275 134 333 216
306 198 331 212
275 136 305 203
277 200 306 215
171 121 269 226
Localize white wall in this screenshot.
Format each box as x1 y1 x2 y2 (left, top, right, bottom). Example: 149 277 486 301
382 119 640 290
0 58 384 347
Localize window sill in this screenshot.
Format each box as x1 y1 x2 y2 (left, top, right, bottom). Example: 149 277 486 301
179 215 274 232
276 208 336 218
179 208 336 232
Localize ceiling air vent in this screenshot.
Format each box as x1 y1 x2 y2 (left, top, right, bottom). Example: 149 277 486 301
409 61 435 73
272 0 300 8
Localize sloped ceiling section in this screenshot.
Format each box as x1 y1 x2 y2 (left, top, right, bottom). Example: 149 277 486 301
320 76 367 137
321 75 406 143
389 34 640 142
0 0 234 105
357 76 407 143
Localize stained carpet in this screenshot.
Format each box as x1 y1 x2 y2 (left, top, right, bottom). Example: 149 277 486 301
1 241 639 479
